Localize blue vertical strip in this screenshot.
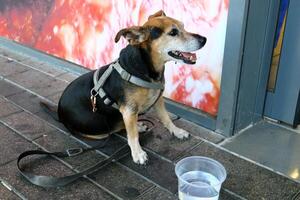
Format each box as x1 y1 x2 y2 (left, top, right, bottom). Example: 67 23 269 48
274 0 289 46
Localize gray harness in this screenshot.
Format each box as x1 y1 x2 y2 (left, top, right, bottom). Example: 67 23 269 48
90 60 164 112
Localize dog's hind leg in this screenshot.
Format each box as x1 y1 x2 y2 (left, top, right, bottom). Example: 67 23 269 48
120 106 148 165
153 96 189 139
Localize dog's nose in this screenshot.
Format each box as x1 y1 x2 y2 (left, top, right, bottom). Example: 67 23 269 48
192 34 207 47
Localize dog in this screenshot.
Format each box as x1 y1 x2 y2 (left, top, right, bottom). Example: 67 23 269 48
41 10 206 165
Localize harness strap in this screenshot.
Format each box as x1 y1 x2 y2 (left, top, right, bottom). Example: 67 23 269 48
112 61 164 90
92 65 118 109
91 60 165 110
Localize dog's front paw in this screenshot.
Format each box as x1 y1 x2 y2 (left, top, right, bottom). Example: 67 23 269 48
171 127 190 139
132 149 148 165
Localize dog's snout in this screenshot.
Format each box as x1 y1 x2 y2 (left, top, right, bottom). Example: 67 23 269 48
192 34 207 47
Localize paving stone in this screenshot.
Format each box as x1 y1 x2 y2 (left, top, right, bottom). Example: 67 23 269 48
1 111 55 140
89 162 153 200
0 97 22 118
57 72 79 82
19 58 46 68
219 189 244 200
6 91 44 114
138 187 176 200
47 91 62 104
142 108 179 121
0 159 114 200
115 119 202 161
140 123 202 161
0 124 35 166
174 118 224 143
0 55 8 61
180 142 300 200
0 184 21 200
78 134 128 157
34 110 68 132
0 59 28 77
34 130 105 171
5 90 68 131
119 151 178 194
294 192 300 200
0 51 30 62
27 62 66 77
7 70 67 97
0 79 23 97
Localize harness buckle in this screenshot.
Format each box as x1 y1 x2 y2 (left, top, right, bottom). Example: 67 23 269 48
66 148 83 157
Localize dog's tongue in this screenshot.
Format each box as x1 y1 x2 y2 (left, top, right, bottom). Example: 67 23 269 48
181 52 197 60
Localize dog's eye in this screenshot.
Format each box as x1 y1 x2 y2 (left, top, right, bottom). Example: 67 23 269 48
168 28 179 36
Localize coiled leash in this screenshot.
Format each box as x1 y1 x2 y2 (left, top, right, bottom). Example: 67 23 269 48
17 118 155 188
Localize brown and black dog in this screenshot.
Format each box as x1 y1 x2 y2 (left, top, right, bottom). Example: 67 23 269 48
42 10 206 165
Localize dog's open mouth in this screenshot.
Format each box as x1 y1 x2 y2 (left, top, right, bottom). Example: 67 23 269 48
168 50 197 64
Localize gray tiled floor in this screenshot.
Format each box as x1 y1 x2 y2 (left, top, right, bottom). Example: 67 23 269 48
0 44 300 199
223 121 300 183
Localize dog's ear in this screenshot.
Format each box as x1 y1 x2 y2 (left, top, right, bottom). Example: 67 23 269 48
115 26 149 45
148 10 166 19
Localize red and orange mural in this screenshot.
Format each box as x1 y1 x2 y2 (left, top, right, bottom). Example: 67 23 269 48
0 0 229 116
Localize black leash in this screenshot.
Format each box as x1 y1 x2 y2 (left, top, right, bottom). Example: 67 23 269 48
17 119 154 188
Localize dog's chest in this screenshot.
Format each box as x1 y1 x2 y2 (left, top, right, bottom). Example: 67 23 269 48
139 89 161 113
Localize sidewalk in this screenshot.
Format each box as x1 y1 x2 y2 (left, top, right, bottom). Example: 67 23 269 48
0 44 299 200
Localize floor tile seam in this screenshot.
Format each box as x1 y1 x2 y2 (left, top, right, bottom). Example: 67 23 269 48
222 188 248 200
171 117 225 143
0 120 43 142
292 190 300 200
0 178 27 200
135 185 157 199
80 145 176 196
0 52 30 62
113 161 175 196
1 76 63 101
0 54 70 82
113 132 174 163
1 93 73 139
0 65 29 77
0 110 24 120
172 140 205 162
82 176 123 200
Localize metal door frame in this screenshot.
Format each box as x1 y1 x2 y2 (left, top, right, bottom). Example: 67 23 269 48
264 0 300 127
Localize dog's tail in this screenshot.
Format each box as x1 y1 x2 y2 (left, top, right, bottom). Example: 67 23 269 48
39 101 59 122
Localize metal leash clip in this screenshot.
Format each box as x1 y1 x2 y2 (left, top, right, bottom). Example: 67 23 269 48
90 89 98 112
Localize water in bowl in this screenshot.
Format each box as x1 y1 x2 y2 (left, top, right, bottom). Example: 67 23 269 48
178 171 220 200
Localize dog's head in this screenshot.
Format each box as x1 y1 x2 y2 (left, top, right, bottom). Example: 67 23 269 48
115 10 206 68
